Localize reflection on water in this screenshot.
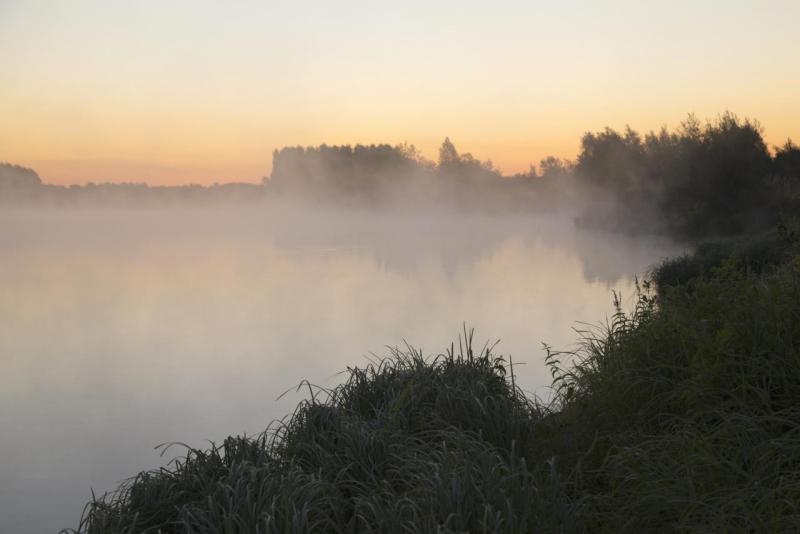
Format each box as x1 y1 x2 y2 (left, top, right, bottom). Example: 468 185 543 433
0 208 680 532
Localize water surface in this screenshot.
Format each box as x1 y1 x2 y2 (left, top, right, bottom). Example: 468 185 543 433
0 208 680 532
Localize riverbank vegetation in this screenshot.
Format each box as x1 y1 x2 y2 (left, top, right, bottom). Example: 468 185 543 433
6 112 799 243
65 223 800 533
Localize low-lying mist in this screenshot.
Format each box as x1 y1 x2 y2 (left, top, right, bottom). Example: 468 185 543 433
1 203 682 533
4 112 797 244
2 111 794 533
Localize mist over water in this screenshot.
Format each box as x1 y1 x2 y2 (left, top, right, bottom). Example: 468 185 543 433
0 206 680 532
1 0 795 526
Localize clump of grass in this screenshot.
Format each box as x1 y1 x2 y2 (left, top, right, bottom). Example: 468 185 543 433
64 330 575 534
545 247 800 532
65 232 800 533
652 221 797 291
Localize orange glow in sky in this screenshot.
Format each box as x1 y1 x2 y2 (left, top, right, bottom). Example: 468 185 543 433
1 1 798 185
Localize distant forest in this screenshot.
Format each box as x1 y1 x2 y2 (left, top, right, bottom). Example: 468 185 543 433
3 112 799 240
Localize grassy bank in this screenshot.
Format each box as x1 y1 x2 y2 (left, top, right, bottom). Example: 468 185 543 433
66 229 800 533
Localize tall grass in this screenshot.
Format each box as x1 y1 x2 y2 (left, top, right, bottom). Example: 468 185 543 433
65 232 800 533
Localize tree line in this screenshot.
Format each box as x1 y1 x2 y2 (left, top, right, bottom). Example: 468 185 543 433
3 112 798 240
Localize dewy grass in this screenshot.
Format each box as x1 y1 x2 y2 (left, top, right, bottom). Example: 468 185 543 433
64 234 800 533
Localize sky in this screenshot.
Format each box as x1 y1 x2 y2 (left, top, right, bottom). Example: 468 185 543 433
0 0 798 186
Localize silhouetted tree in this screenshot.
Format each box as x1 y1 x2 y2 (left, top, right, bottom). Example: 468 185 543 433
267 143 429 203
538 157 571 179
0 163 42 188
775 139 800 181
575 112 776 237
0 163 43 203
668 112 771 235
576 126 646 197
438 137 459 167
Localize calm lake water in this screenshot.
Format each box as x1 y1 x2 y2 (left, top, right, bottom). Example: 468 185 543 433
0 207 680 533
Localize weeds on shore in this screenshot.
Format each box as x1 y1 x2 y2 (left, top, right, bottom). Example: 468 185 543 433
66 232 800 533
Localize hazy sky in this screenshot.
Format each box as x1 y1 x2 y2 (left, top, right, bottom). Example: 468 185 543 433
1 0 798 185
